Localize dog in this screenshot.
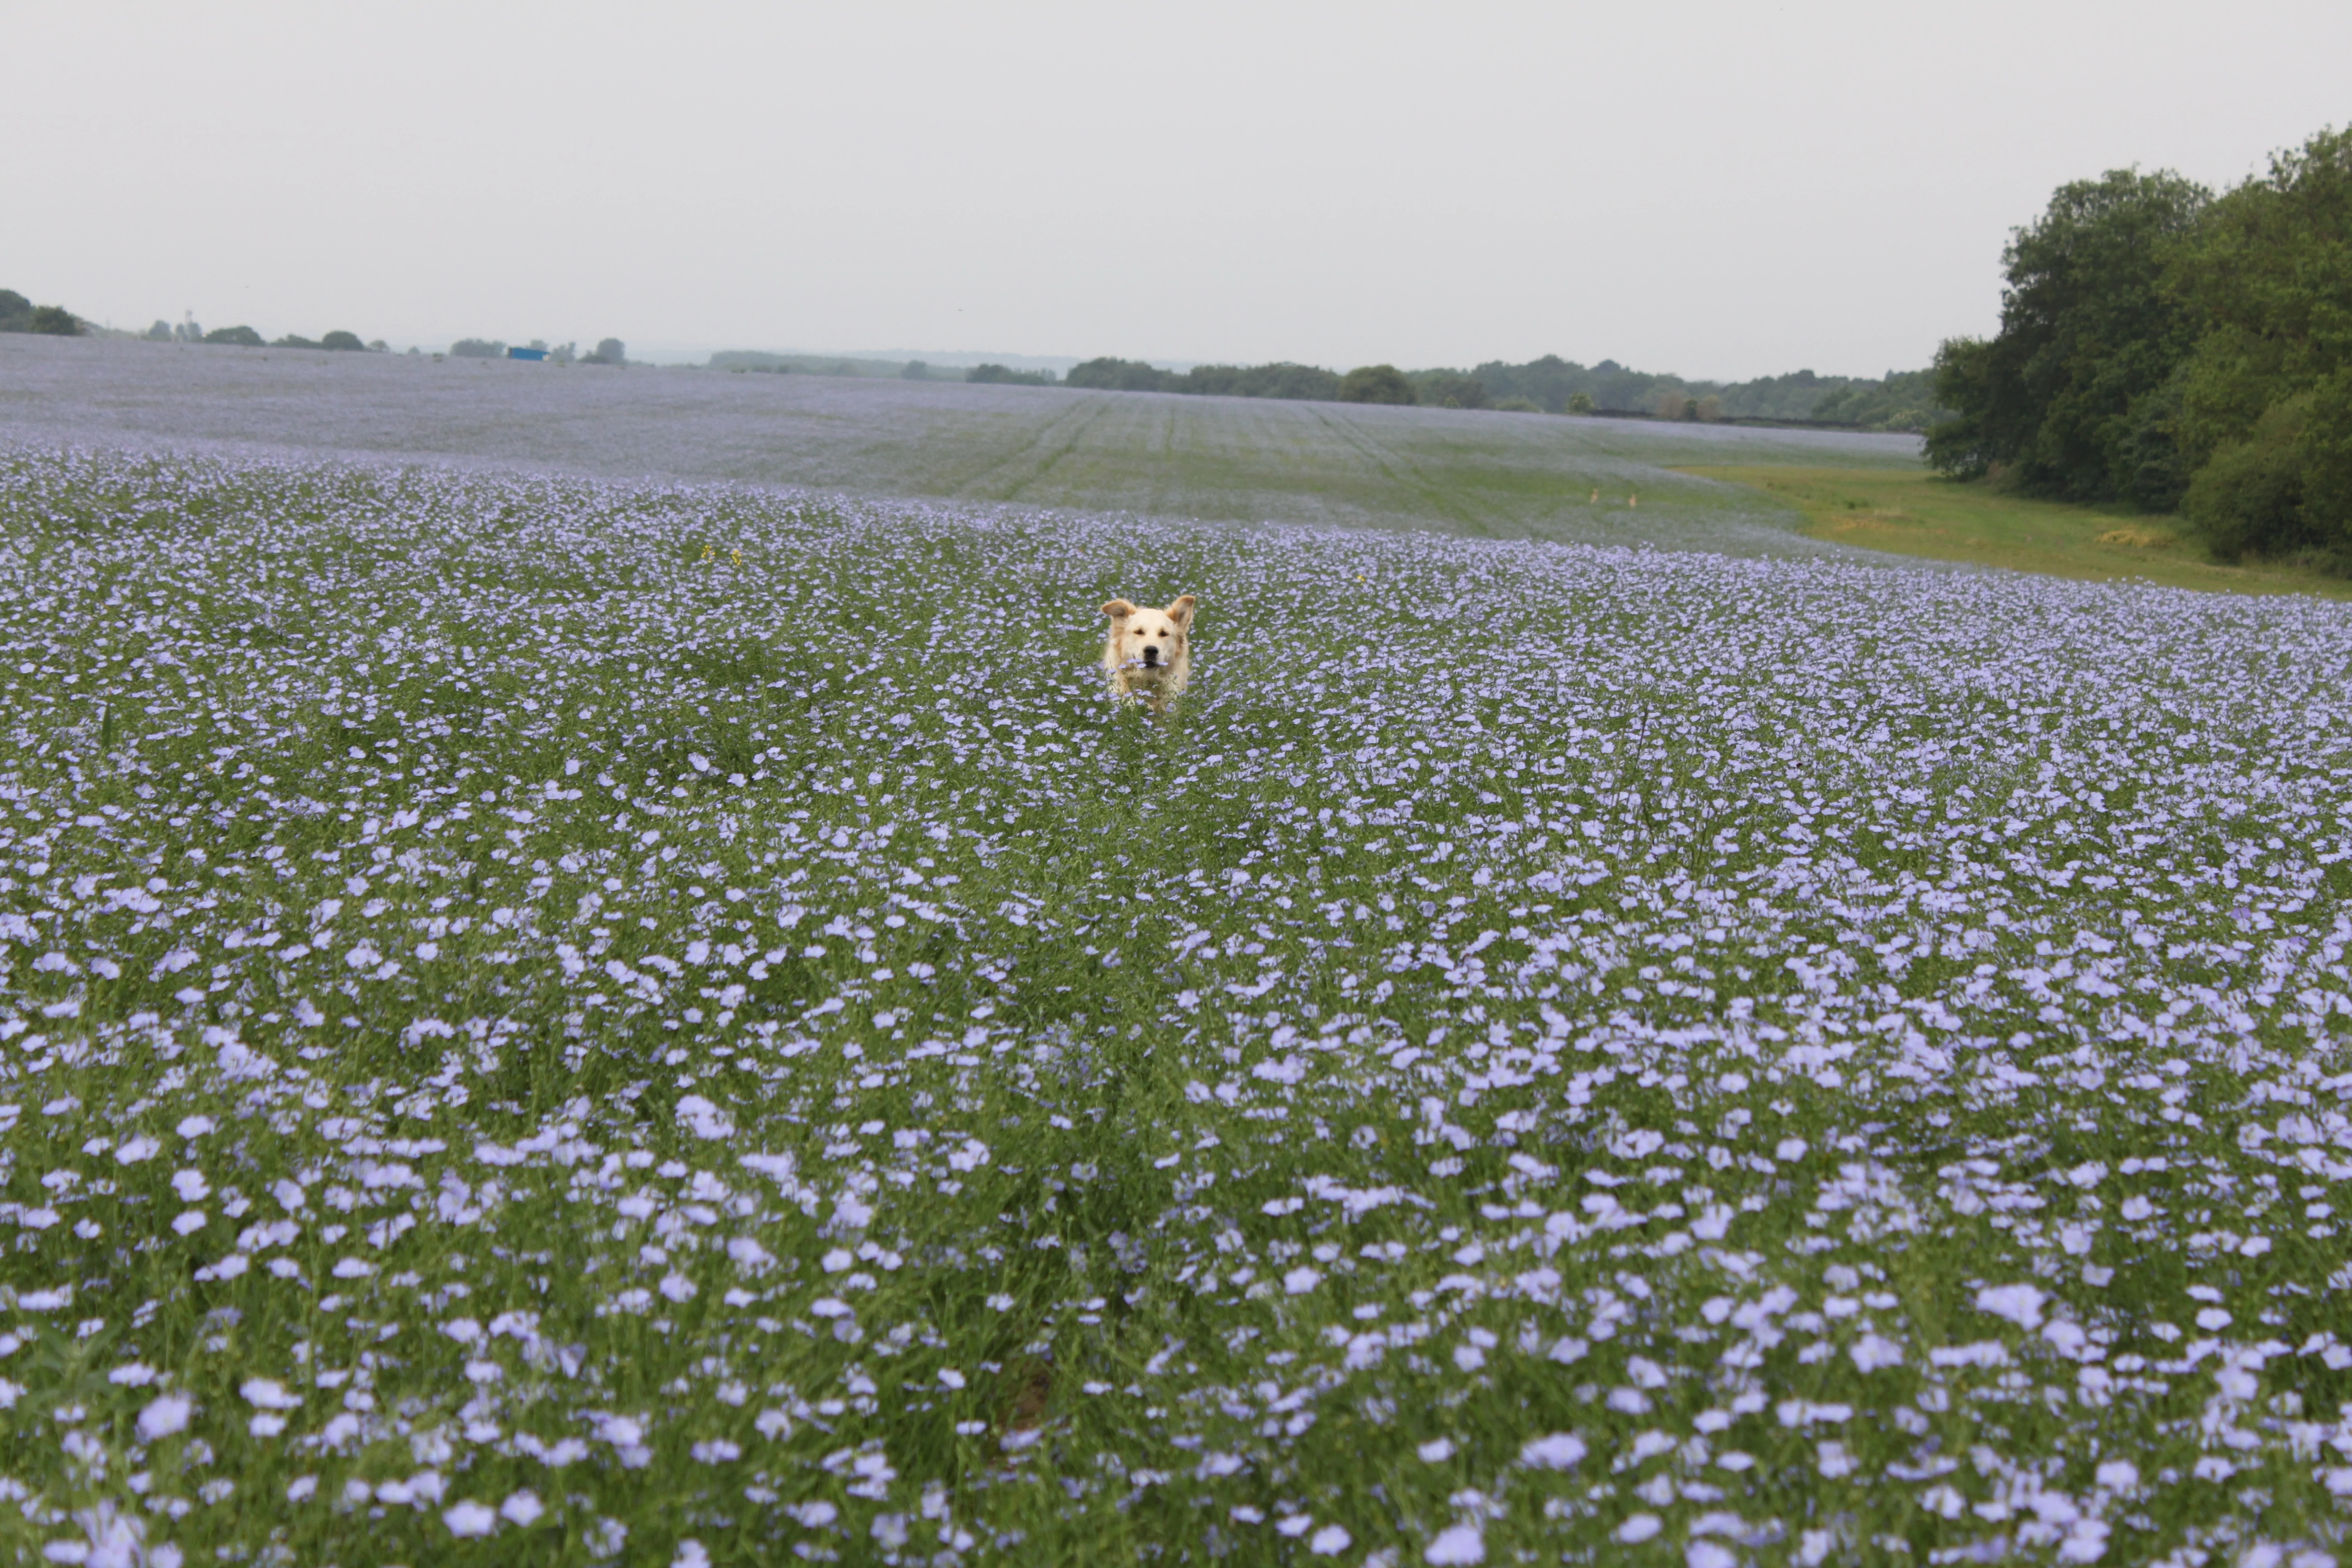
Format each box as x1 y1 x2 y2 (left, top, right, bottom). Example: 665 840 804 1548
1101 595 1195 713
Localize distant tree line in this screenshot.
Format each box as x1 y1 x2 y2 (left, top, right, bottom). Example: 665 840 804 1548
966 363 1057 386
1060 352 1946 428
1927 124 2352 569
127 315 387 351
0 290 85 336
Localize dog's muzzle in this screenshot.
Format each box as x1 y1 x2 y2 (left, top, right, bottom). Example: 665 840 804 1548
1141 647 1161 668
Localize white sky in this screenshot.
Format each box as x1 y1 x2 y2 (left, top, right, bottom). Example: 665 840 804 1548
8 2 2348 380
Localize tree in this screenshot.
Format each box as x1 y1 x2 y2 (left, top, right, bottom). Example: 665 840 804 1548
0 289 29 324
1413 371 1489 409
450 339 504 358
145 320 173 342
273 334 321 349
1924 168 2210 500
1566 391 1595 414
2168 125 2352 558
900 360 931 380
1336 364 1415 405
28 305 82 336
587 339 626 365
968 363 1057 386
1180 362 1340 399
1066 357 1176 392
203 325 264 346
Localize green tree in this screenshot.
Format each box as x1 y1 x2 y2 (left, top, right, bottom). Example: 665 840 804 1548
1412 371 1489 409
203 325 265 346
1925 168 2210 500
1336 364 1415 405
968 363 1056 386
28 305 82 336
321 330 365 351
2168 126 2352 559
1565 391 1595 415
1066 357 1175 392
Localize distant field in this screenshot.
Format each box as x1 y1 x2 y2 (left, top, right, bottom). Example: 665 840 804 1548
0 335 1920 557
1689 465 2352 600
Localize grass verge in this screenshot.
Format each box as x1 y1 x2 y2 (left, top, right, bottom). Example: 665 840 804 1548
1684 464 2352 599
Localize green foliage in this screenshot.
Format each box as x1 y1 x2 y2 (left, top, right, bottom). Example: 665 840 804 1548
201 326 265 347
1927 123 2352 567
1565 391 1595 414
449 338 506 359
1336 364 1416 405
1410 370 1489 409
1925 168 2210 501
1065 356 1177 392
1 292 83 336
1809 369 1949 434
1179 361 1340 399
320 330 365 352
272 334 321 350
591 338 626 366
2168 126 2352 562
2181 392 2314 561
966 363 1058 386
900 359 932 380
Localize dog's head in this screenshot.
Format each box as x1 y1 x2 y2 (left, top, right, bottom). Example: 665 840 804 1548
1103 595 1195 671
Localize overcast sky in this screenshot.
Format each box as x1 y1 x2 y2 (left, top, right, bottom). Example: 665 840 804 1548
8 2 2348 379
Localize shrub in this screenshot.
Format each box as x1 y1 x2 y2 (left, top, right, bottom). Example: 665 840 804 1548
1566 391 1595 415
1066 357 1176 392
967 363 1057 386
321 330 365 351
1414 371 1489 410
1336 365 1415 405
273 334 320 350
1180 363 1340 399
2181 393 2310 561
202 326 265 347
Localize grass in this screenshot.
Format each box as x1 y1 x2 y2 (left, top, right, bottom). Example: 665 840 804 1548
6 444 2352 1565
1685 465 2352 600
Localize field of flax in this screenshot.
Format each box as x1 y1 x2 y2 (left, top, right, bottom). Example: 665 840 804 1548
5 444 2352 1567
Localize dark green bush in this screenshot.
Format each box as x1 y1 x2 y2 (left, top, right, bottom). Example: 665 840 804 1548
2182 394 2311 561
1336 365 1416 405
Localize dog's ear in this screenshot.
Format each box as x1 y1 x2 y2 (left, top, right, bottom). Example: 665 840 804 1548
1102 599 1136 620
1166 594 1196 629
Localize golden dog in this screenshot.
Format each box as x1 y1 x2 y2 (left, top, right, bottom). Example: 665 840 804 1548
1101 595 1195 713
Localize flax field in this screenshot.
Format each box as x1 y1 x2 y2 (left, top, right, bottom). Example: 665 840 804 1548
5 444 2352 1567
